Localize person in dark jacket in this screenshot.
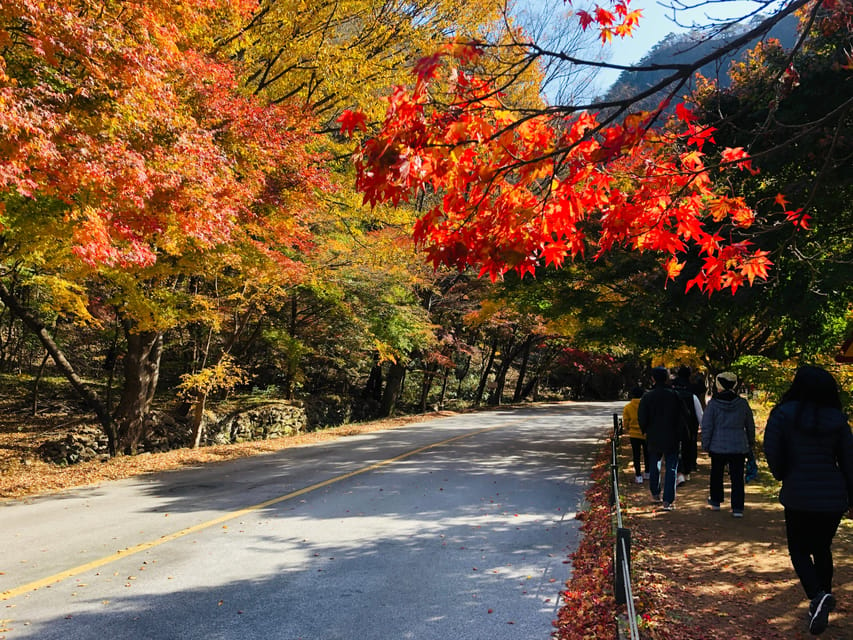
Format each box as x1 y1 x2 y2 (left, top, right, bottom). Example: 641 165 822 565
701 371 755 517
672 366 704 483
638 367 683 510
763 366 853 635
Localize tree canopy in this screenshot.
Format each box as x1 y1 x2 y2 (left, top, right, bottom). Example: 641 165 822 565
341 0 849 295
0 0 850 458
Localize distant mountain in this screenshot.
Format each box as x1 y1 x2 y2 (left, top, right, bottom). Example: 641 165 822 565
601 14 799 112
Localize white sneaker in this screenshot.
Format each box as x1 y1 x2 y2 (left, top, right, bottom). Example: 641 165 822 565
635 475 643 484
676 473 686 486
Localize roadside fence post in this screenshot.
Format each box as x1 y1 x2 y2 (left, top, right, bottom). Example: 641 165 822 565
614 527 631 605
610 413 640 640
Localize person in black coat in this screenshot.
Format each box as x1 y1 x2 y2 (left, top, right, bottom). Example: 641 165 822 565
638 367 683 510
763 365 853 635
672 365 703 481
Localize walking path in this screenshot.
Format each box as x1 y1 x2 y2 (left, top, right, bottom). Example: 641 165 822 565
621 444 852 639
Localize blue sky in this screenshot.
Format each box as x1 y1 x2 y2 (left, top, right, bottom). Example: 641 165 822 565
517 0 783 97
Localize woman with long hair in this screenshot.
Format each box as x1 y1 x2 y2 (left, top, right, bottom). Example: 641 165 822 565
763 366 853 635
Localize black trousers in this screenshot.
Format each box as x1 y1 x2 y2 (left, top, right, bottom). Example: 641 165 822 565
680 427 698 475
784 508 843 600
629 438 649 477
709 452 745 511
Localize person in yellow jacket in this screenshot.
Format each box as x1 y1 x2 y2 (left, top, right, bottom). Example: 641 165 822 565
623 386 650 483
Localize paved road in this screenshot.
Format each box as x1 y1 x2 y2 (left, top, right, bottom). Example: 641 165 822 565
0 402 619 640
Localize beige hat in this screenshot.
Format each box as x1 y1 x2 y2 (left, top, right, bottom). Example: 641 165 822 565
715 371 737 392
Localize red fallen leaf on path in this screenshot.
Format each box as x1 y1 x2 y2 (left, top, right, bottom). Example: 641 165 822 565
488 609 493 614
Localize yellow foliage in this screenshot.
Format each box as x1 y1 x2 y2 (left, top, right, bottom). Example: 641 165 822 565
227 0 543 121
29 275 97 326
178 355 248 398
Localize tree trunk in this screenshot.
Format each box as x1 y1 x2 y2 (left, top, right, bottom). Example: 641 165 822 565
289 295 298 337
189 391 207 449
455 354 471 399
488 337 520 406
0 278 115 447
113 324 163 455
488 356 512 406
438 367 449 410
31 349 51 415
513 339 533 402
363 362 383 401
0 306 12 371
418 363 437 413
473 337 498 406
380 362 406 417
521 374 540 401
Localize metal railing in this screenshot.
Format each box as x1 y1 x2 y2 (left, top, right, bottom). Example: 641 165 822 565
610 414 640 640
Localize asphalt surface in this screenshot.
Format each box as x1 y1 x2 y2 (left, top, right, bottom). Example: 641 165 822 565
0 401 619 640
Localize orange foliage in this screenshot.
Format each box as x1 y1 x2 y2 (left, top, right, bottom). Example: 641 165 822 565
340 30 797 294
0 0 329 269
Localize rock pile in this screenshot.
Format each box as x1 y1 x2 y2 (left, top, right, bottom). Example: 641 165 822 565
36 425 110 466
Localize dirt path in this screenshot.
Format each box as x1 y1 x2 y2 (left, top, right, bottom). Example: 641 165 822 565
622 441 853 639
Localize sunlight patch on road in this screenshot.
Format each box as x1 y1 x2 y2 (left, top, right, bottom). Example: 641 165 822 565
1 424 511 602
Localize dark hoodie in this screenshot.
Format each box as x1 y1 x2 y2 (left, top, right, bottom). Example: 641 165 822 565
638 381 683 453
764 400 853 512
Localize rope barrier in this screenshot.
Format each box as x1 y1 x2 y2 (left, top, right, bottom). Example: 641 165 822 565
611 413 640 640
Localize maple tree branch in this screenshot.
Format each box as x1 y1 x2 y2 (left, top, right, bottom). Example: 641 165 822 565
518 0 812 116
664 0 785 31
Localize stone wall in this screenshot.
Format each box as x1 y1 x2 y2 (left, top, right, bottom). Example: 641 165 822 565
205 402 307 445
37 401 309 465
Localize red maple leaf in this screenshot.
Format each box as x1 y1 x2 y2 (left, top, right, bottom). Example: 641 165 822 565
413 52 444 84
784 207 811 229
576 10 594 30
675 103 698 124
337 109 367 137
741 250 773 285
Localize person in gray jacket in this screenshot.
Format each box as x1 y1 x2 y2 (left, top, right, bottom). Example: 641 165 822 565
763 365 853 635
701 371 755 517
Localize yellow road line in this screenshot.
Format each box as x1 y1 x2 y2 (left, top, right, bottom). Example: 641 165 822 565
1 424 506 601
